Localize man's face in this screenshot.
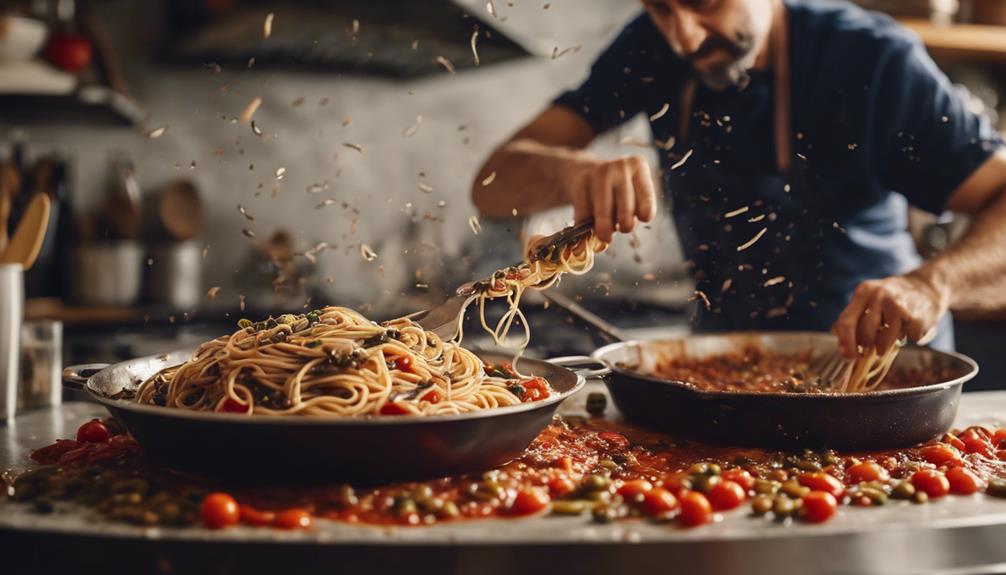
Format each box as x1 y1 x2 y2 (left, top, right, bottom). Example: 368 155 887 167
641 0 773 91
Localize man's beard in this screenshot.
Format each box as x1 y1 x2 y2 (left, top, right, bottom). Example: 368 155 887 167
688 31 757 92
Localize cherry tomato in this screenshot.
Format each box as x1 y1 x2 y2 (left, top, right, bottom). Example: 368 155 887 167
239 505 276 527
617 479 653 500
641 487 679 517
379 402 410 415
421 389 441 404
943 433 967 452
273 508 312 530
547 476 576 497
598 432 630 450
678 491 713 527
202 493 240 529
846 461 890 484
722 469 755 491
798 472 845 499
802 491 838 523
394 355 414 373
43 32 92 73
993 428 1006 449
959 428 994 457
946 466 983 495
662 472 693 496
76 419 111 443
520 377 550 402
222 398 248 413
707 480 746 511
511 488 551 516
31 439 81 464
918 444 963 467
912 469 950 499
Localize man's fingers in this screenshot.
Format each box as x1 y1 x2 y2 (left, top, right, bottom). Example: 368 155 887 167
833 289 872 358
592 172 614 243
905 317 927 342
876 308 904 355
631 158 657 222
571 184 592 225
615 164 637 234
855 296 884 354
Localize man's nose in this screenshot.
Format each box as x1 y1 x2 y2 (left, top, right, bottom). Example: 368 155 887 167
673 10 707 57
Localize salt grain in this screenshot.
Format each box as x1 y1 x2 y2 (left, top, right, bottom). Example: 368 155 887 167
242 229 256 239
207 286 221 300
360 244 378 262
275 167 286 179
418 183 433 193
146 126 167 139
237 204 254 221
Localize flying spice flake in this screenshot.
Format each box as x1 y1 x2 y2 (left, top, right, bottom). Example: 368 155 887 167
486 0 497 18
721 278 733 292
736 227 767 252
251 121 263 137
642 273 657 281
292 96 305 107
470 30 480 66
748 214 766 223
242 229 256 239
649 103 670 122
240 97 262 123
202 244 210 260
724 206 749 219
237 204 254 221
303 242 329 264
468 215 481 235
315 198 337 209
247 57 255 68
551 45 582 60
688 290 712 310
360 244 378 262
764 276 786 287
436 56 456 74
263 12 274 39
418 183 433 193
306 182 328 194
670 149 694 170
403 115 423 138
352 18 360 37
481 171 497 186
146 126 167 139
239 294 246 311
343 142 363 153
411 40 419 51
275 167 286 179
207 286 221 300
437 200 446 207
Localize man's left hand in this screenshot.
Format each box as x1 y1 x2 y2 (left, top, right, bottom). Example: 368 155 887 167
831 272 949 358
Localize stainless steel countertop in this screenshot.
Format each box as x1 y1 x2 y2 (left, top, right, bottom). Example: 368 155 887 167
4 386 1006 575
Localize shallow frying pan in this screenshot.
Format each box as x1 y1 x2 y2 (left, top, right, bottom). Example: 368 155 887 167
556 332 978 451
63 351 585 483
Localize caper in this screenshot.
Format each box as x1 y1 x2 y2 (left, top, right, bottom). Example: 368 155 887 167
891 481 916 499
692 474 721 494
780 480 810 499
112 493 143 505
419 497 445 513
592 504 618 523
438 501 461 518
598 459 618 471
854 487 888 506
156 501 182 523
395 497 418 517
754 479 779 495
822 451 842 466
411 485 434 501
772 496 797 518
794 459 823 472
987 479 1006 498
587 490 612 504
473 481 506 502
551 500 589 515
688 463 710 475
912 490 929 504
583 474 611 492
707 463 722 476
751 495 773 515
768 469 789 482
334 484 358 507
238 318 253 329
482 470 501 482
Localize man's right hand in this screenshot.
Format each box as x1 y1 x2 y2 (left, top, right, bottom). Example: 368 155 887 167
565 155 658 243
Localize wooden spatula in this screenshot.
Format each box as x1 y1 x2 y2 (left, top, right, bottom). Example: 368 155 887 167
1 193 50 270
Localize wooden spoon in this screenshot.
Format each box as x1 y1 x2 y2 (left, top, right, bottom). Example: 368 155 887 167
1 193 51 270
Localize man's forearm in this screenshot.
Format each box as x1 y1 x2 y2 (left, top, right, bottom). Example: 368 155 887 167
471 139 590 218
911 188 1006 312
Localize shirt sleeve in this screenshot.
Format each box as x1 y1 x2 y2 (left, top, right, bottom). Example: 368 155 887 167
553 14 667 135
872 36 1004 215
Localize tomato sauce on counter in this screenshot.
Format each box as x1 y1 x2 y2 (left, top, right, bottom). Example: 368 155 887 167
5 416 1006 530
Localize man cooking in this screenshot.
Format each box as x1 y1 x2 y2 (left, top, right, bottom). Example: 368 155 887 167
472 0 1006 360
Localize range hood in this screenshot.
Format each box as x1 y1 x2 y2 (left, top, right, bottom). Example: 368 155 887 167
160 0 532 78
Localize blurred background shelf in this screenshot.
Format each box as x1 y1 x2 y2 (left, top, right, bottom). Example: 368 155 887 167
901 19 1006 63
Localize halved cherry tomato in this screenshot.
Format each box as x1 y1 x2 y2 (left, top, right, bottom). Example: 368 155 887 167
617 479 653 500
993 428 1006 449
421 389 441 404
273 508 312 529
943 433 967 452
31 439 81 464
919 444 963 467
946 466 983 495
379 402 410 415
846 461 890 484
598 432 630 450
802 491 838 523
222 398 248 413
678 491 713 527
76 419 111 443
511 488 551 516
202 493 240 529
641 487 678 517
520 377 550 402
798 472 845 499
707 480 746 511
722 469 755 492
240 504 276 527
395 355 414 373
959 428 994 458
547 476 576 497
912 469 950 498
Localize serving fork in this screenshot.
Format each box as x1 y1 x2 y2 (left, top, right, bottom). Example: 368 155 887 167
409 218 595 341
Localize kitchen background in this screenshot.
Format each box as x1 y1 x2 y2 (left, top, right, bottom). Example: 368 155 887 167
1 0 1004 393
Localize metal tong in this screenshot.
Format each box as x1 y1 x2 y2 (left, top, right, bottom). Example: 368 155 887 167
410 218 595 341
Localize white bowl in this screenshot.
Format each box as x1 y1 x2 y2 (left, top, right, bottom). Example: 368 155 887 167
0 16 48 62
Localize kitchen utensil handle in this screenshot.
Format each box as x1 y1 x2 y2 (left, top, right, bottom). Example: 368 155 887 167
548 355 610 379
541 291 627 343
62 363 108 391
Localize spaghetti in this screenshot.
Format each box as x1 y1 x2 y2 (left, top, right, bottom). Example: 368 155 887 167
836 342 903 393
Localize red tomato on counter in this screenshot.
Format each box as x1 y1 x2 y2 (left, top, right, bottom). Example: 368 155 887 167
912 470 950 498
273 508 312 530
707 480 746 511
617 479 653 500
846 461 889 484
678 491 713 527
202 493 240 529
798 472 845 499
802 491 838 523
919 444 963 467
44 31 92 73
240 505 276 527
511 488 550 516
722 469 755 492
76 419 111 443
946 466 983 495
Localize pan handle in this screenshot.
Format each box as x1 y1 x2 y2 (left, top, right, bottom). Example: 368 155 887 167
548 355 611 379
62 363 109 391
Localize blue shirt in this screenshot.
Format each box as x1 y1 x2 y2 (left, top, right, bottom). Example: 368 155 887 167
554 0 1002 350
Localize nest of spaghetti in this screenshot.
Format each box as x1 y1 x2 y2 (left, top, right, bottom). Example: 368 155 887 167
134 307 551 417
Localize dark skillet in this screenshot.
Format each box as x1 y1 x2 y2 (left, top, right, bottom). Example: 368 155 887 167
63 351 584 483
557 332 979 451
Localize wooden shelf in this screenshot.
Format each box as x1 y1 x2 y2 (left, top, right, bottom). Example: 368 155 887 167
901 19 1006 63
